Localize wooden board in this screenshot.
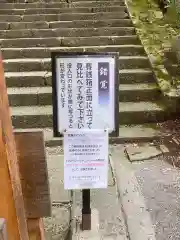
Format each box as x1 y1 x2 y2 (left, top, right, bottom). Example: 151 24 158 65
0 53 29 239
15 131 51 218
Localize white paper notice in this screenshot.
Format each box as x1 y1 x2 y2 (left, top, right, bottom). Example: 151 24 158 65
63 129 109 190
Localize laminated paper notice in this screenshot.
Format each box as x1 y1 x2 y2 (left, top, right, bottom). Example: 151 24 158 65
63 129 108 190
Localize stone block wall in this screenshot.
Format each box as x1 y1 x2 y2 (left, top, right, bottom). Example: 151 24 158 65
163 36 180 83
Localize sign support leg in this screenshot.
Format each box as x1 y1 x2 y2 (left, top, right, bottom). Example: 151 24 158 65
82 189 91 230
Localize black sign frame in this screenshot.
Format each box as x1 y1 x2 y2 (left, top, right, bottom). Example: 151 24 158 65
51 52 119 138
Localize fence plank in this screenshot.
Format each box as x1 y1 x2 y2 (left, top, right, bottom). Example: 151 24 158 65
14 131 51 218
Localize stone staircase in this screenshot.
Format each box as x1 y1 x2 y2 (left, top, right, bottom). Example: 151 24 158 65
1 0 169 146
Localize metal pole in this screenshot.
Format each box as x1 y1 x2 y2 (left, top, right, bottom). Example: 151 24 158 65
81 189 91 230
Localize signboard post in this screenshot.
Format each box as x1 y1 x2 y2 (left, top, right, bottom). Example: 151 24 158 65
82 189 91 230
51 52 119 231
63 129 109 230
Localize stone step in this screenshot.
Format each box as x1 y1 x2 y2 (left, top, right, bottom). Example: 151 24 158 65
5 69 154 88
0 6 127 15
72 0 125 1
0 22 9 30
8 0 124 2
0 19 133 31
49 18 133 28
0 1 125 9
1 36 141 50
14 123 168 147
7 83 160 106
5 71 51 88
10 102 167 129
119 56 150 69
0 27 135 40
0 27 135 39
119 101 166 124
8 87 52 106
71 0 123 1
44 123 167 146
11 105 53 128
0 12 129 22
3 54 147 72
119 69 156 84
2 49 147 67
119 84 160 102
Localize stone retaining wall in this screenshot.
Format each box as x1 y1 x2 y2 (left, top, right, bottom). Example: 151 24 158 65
163 36 180 84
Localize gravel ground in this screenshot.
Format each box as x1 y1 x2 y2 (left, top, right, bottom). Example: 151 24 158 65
157 118 180 167
132 159 180 240
44 149 71 240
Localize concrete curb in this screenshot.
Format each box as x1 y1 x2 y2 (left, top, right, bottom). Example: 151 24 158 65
110 145 157 240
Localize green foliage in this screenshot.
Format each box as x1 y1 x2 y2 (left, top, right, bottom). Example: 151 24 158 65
127 0 180 89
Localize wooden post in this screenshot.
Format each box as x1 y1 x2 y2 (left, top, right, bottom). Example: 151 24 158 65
14 131 51 219
14 131 51 240
0 53 29 239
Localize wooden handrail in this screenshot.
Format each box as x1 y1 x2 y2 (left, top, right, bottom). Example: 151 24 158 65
0 52 29 239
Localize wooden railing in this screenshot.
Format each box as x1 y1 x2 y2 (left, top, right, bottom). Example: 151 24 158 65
0 51 51 239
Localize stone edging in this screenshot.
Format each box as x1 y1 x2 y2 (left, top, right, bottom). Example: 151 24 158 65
110 146 157 240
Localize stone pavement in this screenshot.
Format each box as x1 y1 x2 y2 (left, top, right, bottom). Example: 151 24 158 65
111 143 180 240
43 147 71 240
41 142 180 240
72 165 129 239
43 146 129 240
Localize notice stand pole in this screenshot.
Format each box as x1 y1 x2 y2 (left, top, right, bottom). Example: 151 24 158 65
82 189 91 230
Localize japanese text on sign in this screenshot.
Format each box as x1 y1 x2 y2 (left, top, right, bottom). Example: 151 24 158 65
63 129 109 190
55 55 116 133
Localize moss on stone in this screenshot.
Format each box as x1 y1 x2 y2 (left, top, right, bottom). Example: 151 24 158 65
127 0 180 90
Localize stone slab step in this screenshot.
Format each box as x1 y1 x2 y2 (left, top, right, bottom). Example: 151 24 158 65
5 71 51 87
0 6 127 15
11 105 53 128
2 50 147 68
3 54 147 72
10 102 167 129
119 84 160 102
0 12 129 22
14 123 168 147
1 37 141 51
119 56 150 69
0 22 9 30
119 101 166 124
49 18 132 28
72 0 125 1
5 69 155 88
7 83 160 106
0 19 133 31
8 87 52 106
119 69 156 84
8 0 124 2
70 0 125 3
0 27 135 39
44 124 168 146
0 1 125 9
